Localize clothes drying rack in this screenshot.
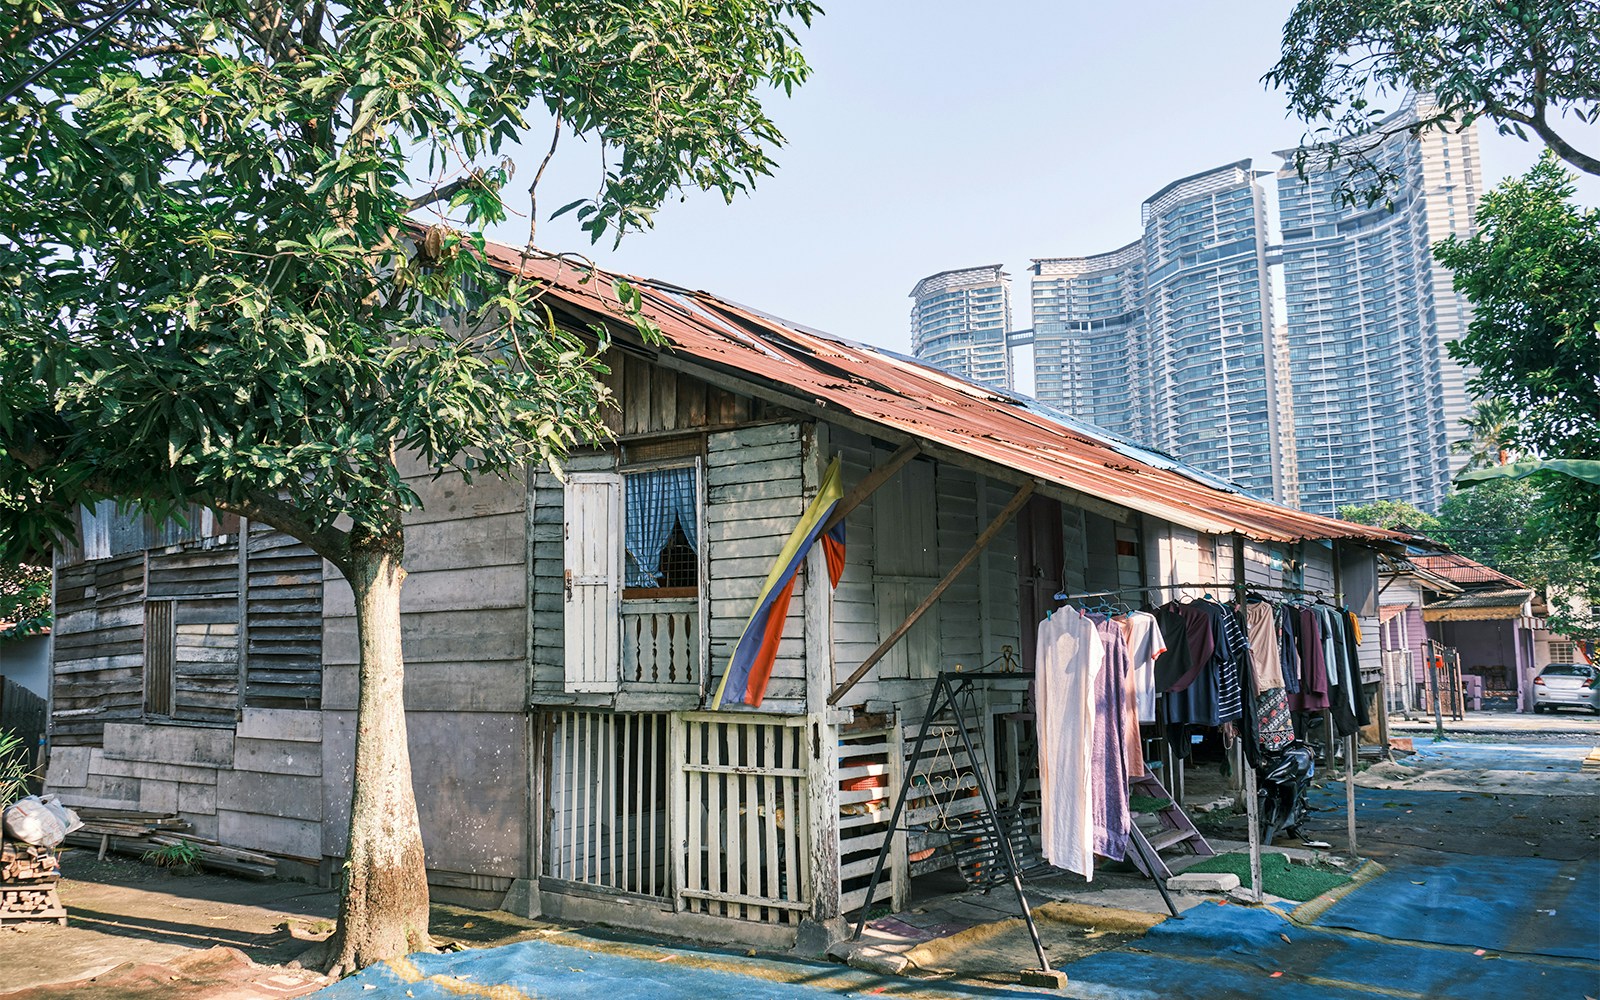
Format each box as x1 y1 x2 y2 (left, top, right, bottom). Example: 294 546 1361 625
1051 579 1360 902
848 669 1182 983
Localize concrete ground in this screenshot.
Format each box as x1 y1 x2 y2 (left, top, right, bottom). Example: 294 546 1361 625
1388 707 1600 738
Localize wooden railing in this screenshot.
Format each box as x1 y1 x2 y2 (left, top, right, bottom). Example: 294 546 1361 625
621 598 700 691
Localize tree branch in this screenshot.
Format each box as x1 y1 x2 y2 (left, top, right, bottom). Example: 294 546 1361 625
211 490 352 571
407 171 485 213
1492 105 1600 176
527 118 562 248
6 443 352 574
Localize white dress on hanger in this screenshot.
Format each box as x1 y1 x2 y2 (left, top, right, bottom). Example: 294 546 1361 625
1035 609 1103 879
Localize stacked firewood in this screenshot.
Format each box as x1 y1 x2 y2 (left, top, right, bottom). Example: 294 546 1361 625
0 841 66 926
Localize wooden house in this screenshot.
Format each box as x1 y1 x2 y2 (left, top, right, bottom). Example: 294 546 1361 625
43 242 1397 947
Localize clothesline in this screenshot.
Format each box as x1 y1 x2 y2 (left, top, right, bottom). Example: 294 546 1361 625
1051 581 1333 602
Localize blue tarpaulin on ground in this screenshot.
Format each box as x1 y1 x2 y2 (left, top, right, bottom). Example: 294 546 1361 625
1062 901 1600 1000
312 935 1035 1000
1308 856 1600 960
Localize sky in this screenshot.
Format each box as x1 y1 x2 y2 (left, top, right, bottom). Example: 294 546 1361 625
476 1 1600 361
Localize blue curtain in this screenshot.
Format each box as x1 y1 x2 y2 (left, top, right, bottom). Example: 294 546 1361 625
625 467 698 587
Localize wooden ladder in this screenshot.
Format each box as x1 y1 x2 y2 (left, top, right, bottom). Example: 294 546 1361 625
1126 772 1214 880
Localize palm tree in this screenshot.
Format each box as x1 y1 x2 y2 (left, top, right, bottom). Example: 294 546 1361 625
1452 399 1522 471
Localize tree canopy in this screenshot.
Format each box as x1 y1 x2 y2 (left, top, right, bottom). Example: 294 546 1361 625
1434 153 1600 575
1336 499 1440 535
1267 0 1600 204
0 563 50 640
1 0 818 971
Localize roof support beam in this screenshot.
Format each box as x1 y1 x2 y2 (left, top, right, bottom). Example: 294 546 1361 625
827 481 1035 707
822 442 920 534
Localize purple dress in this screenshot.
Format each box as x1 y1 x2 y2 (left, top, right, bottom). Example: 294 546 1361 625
1092 618 1131 862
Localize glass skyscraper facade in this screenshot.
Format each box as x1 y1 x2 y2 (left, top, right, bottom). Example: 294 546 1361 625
1277 95 1479 513
1028 163 1289 502
1141 161 1286 501
910 98 1479 512
1031 241 1145 434
908 265 1014 392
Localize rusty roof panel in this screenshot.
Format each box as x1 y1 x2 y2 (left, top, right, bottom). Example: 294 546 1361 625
480 240 1401 546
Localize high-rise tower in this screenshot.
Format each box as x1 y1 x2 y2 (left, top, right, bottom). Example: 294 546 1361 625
908 265 1013 392
1277 95 1480 513
1140 161 1286 501
1031 241 1145 437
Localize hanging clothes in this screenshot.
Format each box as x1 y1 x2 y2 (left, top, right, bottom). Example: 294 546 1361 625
1345 608 1371 728
1318 604 1359 737
1244 600 1286 691
1092 618 1132 863
1288 605 1330 712
1256 686 1295 751
1121 611 1167 726
1277 603 1301 695
1153 603 1212 694
1206 600 1247 725
1034 609 1102 879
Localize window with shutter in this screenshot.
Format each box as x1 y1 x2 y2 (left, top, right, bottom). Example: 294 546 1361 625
564 473 623 693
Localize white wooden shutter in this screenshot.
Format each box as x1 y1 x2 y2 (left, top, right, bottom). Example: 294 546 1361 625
564 473 623 693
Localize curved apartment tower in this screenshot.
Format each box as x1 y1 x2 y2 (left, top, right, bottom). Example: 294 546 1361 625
908 265 1013 392
1277 95 1479 513
1031 241 1145 435
1026 162 1290 502
1140 161 1286 501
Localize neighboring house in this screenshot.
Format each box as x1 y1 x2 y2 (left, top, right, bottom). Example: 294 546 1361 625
44 243 1397 945
1413 552 1558 712
1375 551 1463 713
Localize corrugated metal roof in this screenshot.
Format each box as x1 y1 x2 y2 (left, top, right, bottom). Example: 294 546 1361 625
1410 553 1526 589
479 241 1402 546
1422 588 1534 622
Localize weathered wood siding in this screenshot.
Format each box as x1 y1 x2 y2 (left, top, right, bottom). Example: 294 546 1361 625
599 350 754 437
705 422 808 714
318 462 529 899
149 546 240 724
246 530 323 708
51 555 145 745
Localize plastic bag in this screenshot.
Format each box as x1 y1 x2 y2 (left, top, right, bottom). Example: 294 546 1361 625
3 794 83 848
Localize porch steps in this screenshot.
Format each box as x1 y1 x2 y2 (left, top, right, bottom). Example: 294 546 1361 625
1126 773 1214 881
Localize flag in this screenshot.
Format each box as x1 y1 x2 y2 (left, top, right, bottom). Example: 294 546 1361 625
713 455 846 708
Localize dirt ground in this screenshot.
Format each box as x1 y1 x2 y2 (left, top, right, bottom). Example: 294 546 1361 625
0 854 558 1000
0 854 338 998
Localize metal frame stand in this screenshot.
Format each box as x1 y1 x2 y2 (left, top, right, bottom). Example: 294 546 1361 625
849 671 1181 979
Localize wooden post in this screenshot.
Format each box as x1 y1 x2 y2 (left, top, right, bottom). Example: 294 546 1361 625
1345 734 1359 858
803 423 842 925
886 716 910 912
1232 535 1263 903
828 482 1034 706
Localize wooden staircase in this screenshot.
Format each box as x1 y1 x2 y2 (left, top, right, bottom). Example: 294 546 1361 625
1126 772 1214 880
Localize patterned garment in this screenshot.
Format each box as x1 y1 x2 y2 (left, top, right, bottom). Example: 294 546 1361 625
1212 602 1248 724
1256 686 1294 751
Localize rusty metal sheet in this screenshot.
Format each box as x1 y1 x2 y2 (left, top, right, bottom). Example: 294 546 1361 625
479 240 1403 546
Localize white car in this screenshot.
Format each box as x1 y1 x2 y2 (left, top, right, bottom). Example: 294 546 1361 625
1532 662 1600 714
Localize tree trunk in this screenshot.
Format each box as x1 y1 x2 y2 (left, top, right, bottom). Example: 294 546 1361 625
328 528 430 973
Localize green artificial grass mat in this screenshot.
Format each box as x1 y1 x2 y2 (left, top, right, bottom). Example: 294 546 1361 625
1129 795 1173 814
1180 852 1352 901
